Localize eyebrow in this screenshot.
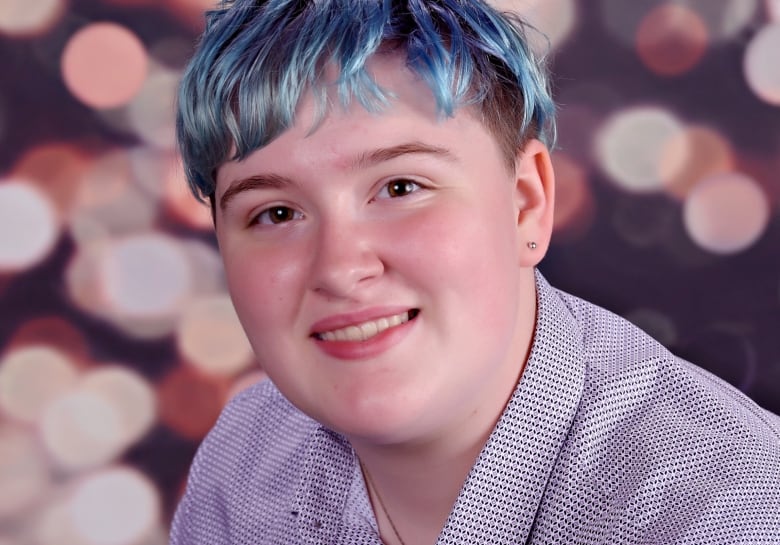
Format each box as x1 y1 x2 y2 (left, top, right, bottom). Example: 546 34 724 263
219 173 291 212
219 142 455 211
351 141 456 170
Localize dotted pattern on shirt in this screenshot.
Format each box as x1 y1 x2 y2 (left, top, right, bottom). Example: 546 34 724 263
170 272 780 544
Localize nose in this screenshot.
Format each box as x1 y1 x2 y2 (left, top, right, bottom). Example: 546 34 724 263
310 217 384 298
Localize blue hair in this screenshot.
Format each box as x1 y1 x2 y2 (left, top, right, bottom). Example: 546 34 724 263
177 0 556 202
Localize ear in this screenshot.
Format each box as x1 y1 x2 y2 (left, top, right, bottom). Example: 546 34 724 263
513 139 555 267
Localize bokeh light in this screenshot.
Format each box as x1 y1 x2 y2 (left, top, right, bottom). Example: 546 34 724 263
7 316 91 366
127 147 171 200
0 345 79 424
177 295 253 377
0 0 65 37
101 233 193 320
684 172 770 254
488 0 577 53
599 0 659 47
66 233 194 340
744 23 780 106
551 152 596 242
12 143 91 220
164 0 214 29
164 157 214 230
41 390 124 471
69 467 161 545
158 367 227 440
0 180 60 272
555 103 602 163
636 3 708 76
595 106 687 192
31 494 90 545
80 365 156 448
659 125 735 199
600 0 758 46
126 149 213 230
0 426 51 520
680 0 759 42
126 66 180 149
770 0 780 21
65 238 111 318
71 150 158 237
135 524 170 545
181 240 226 295
61 23 149 109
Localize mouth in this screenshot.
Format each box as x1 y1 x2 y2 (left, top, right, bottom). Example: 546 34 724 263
312 309 420 342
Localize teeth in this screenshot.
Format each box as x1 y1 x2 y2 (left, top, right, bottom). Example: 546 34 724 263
318 311 412 342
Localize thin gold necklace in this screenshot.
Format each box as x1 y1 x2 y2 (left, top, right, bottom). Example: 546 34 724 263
361 462 408 545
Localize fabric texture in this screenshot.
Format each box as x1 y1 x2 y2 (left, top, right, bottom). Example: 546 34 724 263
170 272 780 544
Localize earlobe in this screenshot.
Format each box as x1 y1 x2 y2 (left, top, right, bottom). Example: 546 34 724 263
513 139 555 266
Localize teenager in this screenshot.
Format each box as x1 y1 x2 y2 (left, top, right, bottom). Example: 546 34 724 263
171 1 780 543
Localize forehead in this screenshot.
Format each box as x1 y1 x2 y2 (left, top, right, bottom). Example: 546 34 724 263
303 53 442 133
216 54 497 185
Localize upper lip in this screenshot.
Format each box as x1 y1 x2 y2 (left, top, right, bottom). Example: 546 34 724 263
310 306 416 336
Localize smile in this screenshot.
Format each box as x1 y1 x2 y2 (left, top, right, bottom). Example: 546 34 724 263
314 309 419 342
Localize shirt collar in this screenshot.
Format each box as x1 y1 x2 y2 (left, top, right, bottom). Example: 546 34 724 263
437 270 586 543
290 426 381 543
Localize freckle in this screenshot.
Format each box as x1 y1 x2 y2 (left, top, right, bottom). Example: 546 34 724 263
313 520 323 529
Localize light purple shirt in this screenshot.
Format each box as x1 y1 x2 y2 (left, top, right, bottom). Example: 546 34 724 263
171 272 780 544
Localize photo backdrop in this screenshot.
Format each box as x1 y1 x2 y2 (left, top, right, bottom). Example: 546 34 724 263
0 0 778 542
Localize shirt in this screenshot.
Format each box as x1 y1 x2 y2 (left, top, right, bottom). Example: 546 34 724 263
170 272 780 544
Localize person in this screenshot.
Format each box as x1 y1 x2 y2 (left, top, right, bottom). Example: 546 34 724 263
169 1 780 543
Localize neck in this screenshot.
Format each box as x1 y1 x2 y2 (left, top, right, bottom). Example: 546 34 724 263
352 275 537 544
352 363 524 545
356 438 481 545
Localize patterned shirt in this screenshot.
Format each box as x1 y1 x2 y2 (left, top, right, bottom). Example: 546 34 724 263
170 272 780 544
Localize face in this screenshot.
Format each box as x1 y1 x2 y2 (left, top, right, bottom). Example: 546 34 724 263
214 54 552 447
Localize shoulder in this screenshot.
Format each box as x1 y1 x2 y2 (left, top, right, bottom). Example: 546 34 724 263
170 379 320 544
556 287 780 444
200 378 318 459
538 287 780 541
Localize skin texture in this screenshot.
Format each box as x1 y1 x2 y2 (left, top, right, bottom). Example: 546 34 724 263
214 54 555 544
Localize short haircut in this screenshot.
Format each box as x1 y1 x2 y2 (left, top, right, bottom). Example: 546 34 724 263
177 0 557 204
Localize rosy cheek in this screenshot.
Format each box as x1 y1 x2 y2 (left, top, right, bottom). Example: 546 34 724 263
224 245 306 318
391 205 495 272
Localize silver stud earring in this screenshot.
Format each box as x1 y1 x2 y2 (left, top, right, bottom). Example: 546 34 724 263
527 242 538 250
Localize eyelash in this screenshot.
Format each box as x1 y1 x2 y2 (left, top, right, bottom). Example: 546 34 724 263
246 178 426 227
374 178 425 200
249 205 304 226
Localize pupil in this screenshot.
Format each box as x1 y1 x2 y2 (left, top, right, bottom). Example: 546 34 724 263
391 181 411 196
273 207 291 222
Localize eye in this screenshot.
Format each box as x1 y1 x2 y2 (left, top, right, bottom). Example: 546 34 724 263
251 205 303 226
376 178 423 199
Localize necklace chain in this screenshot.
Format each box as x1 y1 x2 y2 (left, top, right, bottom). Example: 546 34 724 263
361 462 408 545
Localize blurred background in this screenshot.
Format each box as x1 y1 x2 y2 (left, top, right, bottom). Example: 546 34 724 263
0 0 778 542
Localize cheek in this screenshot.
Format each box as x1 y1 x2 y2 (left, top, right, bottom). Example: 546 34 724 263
221 242 308 329
395 199 519 283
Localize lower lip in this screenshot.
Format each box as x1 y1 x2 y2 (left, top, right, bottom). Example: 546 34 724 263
312 316 417 360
